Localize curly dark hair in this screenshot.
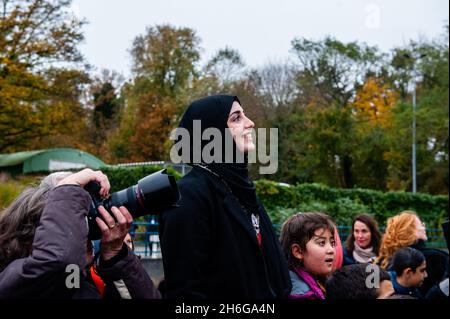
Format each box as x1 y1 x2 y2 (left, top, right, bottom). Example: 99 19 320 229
326 263 391 299
0 184 53 272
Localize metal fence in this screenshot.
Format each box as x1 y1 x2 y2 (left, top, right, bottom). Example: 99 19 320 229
130 217 161 259
130 220 447 258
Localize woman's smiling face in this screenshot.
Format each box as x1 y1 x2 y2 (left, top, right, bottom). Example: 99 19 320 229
353 220 372 249
227 101 255 153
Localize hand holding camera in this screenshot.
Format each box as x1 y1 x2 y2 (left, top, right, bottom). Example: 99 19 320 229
96 205 133 261
57 168 111 198
56 168 181 242
84 168 181 240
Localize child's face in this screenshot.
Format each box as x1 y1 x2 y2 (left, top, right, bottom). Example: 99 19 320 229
404 261 428 287
298 228 336 277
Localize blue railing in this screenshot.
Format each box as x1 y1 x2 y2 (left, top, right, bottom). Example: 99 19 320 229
131 221 447 258
130 217 161 258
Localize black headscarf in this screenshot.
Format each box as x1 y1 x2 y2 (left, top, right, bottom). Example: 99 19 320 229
177 95 260 214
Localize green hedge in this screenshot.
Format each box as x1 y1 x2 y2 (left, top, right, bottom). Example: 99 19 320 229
256 180 449 229
2 165 446 247
101 165 448 230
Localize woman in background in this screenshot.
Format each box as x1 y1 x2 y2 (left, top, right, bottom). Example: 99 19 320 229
343 214 381 265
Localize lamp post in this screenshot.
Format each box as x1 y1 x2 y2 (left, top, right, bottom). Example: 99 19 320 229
408 52 426 193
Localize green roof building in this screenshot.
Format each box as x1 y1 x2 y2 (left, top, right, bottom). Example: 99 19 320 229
0 148 106 175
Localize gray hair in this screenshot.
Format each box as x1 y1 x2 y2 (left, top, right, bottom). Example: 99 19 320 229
0 183 54 271
40 171 73 187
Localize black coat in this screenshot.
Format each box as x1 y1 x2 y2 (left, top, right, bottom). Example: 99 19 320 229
410 241 449 296
159 166 292 299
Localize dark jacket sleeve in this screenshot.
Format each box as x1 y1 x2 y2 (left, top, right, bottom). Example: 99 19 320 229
0 185 90 298
97 244 161 299
342 248 356 266
159 179 212 299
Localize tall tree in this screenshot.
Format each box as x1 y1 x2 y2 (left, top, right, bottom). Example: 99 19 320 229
385 32 449 194
283 37 383 187
109 24 201 162
291 36 382 107
205 46 245 88
130 24 200 98
0 0 86 152
350 77 398 190
74 69 125 160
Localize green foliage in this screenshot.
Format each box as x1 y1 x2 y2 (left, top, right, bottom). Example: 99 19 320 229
262 31 449 195
98 167 447 230
258 180 448 228
131 24 201 97
108 24 201 163
0 182 24 210
0 0 87 152
0 6 448 198
0 174 41 209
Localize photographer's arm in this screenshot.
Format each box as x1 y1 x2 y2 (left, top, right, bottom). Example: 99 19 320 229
0 169 110 298
95 205 161 299
0 185 91 298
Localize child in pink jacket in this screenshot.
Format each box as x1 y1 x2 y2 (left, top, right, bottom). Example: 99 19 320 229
280 212 337 299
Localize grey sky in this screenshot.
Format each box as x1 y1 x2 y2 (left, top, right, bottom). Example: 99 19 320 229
72 0 449 78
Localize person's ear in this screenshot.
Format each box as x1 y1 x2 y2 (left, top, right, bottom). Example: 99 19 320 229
404 267 413 277
291 243 304 261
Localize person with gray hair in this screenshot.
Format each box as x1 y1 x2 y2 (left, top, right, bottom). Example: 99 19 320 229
40 171 73 187
0 169 160 299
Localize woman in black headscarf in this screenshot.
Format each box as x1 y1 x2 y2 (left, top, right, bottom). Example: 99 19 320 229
159 95 291 299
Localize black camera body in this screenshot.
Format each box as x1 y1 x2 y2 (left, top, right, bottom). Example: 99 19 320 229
85 169 181 239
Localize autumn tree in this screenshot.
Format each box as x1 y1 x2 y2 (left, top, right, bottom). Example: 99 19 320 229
131 24 200 98
275 37 383 187
349 77 398 189
69 69 125 161
352 76 397 129
384 32 449 194
108 24 201 162
0 0 86 152
291 36 382 108
26 68 91 151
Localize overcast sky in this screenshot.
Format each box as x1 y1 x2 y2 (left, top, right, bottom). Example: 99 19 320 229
72 0 449 78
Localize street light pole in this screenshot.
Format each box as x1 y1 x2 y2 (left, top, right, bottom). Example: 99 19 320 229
407 52 426 193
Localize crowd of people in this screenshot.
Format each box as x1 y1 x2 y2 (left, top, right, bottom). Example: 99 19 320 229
0 94 448 300
281 211 448 299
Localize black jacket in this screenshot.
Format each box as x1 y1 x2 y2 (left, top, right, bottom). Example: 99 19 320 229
0 185 160 299
159 166 291 299
410 241 449 296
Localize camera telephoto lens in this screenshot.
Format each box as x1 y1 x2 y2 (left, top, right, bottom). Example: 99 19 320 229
85 169 181 240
